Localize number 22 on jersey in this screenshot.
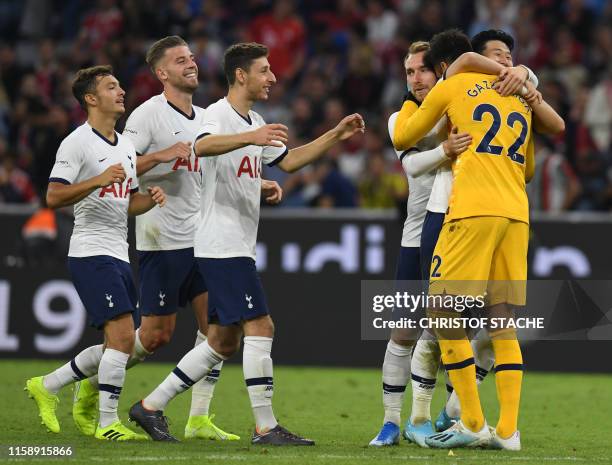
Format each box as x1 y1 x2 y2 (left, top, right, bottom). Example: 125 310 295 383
472 103 528 165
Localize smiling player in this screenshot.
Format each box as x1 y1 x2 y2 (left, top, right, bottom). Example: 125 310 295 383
128 42 364 444
25 65 165 441
70 35 242 441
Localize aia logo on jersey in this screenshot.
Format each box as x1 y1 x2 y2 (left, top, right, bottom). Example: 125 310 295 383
172 156 200 172
99 178 133 198
237 155 261 178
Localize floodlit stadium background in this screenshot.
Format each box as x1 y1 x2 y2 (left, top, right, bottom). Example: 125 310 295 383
0 0 611 373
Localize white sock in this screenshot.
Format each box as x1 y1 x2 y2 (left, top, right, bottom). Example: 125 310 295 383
143 340 225 412
98 348 129 428
445 331 495 419
243 336 277 432
43 344 104 394
189 331 223 417
382 340 413 426
87 329 150 390
409 333 440 425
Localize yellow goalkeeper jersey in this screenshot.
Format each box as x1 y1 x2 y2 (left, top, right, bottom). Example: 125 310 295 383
394 72 533 224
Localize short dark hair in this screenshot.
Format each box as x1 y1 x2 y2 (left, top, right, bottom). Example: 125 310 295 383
471 29 514 54
428 29 472 68
423 51 436 72
72 65 113 110
146 35 188 71
223 42 269 86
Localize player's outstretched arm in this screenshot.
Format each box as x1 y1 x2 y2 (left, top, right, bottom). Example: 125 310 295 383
46 163 126 209
136 142 192 176
276 114 364 173
128 186 166 216
523 82 565 135
194 124 288 157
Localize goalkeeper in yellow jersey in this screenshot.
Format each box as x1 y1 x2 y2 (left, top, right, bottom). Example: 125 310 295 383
393 29 545 451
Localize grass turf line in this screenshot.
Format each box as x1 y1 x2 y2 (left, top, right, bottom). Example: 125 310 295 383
2 360 611 465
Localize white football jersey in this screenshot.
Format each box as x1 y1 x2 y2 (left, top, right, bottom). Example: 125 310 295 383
424 78 453 214
49 122 138 262
194 97 287 259
123 93 205 251
427 162 453 213
389 112 444 247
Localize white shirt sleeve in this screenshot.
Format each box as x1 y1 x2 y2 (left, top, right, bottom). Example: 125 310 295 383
402 145 449 177
523 65 539 88
196 106 222 140
262 143 288 166
388 111 449 177
49 137 82 184
123 105 153 155
255 113 289 166
253 112 288 166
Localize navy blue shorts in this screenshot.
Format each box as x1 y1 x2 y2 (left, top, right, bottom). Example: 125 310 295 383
68 255 138 330
138 248 207 316
420 211 445 280
395 246 422 281
395 246 423 319
197 257 269 326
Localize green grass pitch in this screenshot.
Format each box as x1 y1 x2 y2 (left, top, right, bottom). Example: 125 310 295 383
2 360 611 464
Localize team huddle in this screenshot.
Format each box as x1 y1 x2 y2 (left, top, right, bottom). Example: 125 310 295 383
23 26 563 450
371 28 563 451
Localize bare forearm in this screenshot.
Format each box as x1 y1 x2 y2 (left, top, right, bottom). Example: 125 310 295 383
195 133 252 157
136 152 161 176
533 101 565 135
446 52 503 78
280 129 340 173
128 192 155 216
46 178 100 209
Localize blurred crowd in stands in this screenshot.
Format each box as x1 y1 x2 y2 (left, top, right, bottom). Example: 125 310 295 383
0 0 611 213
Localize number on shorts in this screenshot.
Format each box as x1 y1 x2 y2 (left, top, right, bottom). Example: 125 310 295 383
431 255 442 278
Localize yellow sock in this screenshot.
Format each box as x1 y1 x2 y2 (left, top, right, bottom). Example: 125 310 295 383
439 338 484 432
491 333 523 439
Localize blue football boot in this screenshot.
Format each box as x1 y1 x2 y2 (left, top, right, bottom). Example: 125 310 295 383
369 421 400 447
403 419 434 447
